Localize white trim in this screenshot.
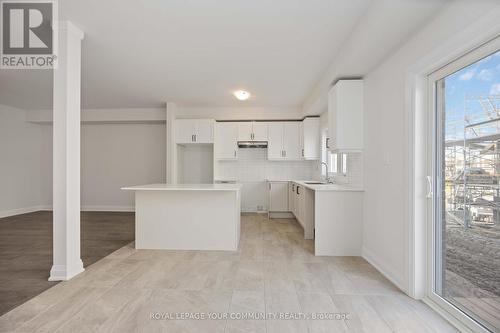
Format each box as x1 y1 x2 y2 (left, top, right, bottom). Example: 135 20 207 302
423 297 476 333
0 205 136 218
241 210 268 214
268 212 294 219
0 205 51 219
81 205 135 212
48 260 84 281
362 246 407 293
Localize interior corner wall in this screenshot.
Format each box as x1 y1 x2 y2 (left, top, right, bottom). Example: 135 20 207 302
362 1 500 292
0 104 49 217
39 122 167 211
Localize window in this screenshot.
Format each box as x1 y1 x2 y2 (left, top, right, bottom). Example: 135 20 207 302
329 153 338 173
328 152 347 175
321 128 348 176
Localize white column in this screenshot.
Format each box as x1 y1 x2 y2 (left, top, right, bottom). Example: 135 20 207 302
49 21 85 281
166 102 177 184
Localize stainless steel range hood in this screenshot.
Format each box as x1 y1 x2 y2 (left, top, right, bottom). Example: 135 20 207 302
237 141 268 148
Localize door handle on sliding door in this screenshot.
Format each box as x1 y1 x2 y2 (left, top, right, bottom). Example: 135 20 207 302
426 176 433 198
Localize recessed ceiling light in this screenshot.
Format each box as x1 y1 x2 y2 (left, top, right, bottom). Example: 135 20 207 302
233 90 250 101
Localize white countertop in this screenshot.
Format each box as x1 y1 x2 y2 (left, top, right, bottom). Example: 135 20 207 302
267 179 364 192
122 183 242 191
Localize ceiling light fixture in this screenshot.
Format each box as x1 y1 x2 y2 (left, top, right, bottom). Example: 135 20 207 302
233 90 250 101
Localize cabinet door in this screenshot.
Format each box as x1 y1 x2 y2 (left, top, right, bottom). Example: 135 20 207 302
328 84 338 151
302 118 320 160
269 182 288 212
252 122 268 141
237 122 253 141
282 122 301 160
267 122 283 160
215 122 238 160
195 119 214 143
175 119 196 143
296 185 302 224
328 80 364 151
288 182 295 215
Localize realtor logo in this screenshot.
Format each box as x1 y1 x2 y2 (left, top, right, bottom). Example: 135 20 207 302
1 0 57 69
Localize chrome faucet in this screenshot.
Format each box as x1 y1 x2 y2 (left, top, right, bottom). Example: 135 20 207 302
320 162 333 183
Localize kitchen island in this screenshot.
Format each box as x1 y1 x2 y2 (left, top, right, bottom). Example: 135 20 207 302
122 183 241 251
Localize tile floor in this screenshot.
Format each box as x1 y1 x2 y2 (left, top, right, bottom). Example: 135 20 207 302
0 214 457 333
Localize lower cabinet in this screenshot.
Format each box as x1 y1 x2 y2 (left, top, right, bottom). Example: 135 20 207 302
289 182 295 215
267 181 314 240
268 181 289 212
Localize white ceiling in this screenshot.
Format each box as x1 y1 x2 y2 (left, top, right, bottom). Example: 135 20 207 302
0 0 447 110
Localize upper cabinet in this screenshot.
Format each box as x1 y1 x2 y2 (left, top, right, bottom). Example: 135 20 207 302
268 122 301 160
237 122 268 141
175 119 214 144
300 117 320 160
328 79 363 152
215 122 238 160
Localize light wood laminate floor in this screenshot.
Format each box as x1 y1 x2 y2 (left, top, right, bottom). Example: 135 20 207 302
0 214 457 333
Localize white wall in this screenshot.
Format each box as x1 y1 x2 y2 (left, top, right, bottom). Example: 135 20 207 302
80 123 166 210
1 108 167 214
362 0 500 292
177 144 214 184
177 106 302 120
0 104 50 217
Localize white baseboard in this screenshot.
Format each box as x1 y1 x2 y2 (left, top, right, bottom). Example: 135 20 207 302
269 212 294 219
0 205 134 218
241 210 268 214
362 246 407 294
0 205 51 219
81 205 135 212
49 260 85 281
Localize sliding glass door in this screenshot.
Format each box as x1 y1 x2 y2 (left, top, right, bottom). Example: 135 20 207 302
430 38 500 332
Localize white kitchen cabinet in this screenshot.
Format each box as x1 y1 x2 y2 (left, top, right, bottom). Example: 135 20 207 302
267 122 284 160
175 119 214 144
291 182 314 239
196 119 215 143
328 79 363 151
267 122 301 160
215 122 238 160
252 122 268 141
283 122 301 160
301 117 320 160
288 182 295 215
237 122 268 141
268 181 288 212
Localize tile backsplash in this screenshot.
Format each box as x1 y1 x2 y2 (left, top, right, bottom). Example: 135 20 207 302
215 149 363 212
215 148 318 212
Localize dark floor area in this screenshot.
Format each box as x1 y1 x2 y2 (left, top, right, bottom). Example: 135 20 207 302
0 211 135 316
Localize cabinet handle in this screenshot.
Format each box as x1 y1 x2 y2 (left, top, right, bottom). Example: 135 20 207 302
192 134 194 142
302 149 304 157
326 137 330 149
284 150 286 157
296 186 300 195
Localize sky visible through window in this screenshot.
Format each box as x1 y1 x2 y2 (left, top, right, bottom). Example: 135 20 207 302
445 50 500 141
